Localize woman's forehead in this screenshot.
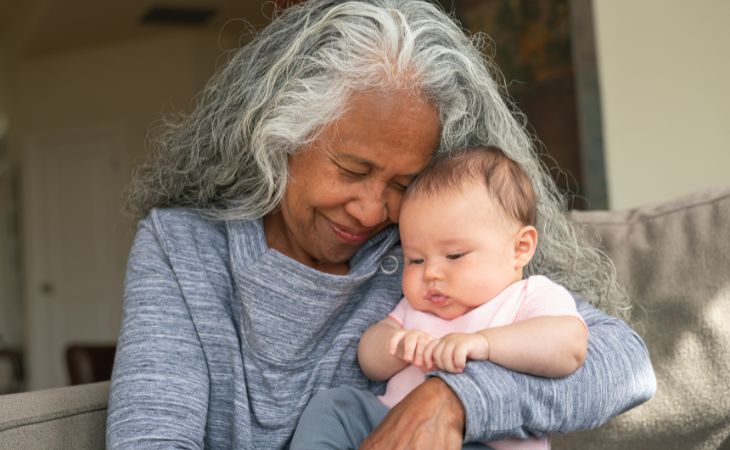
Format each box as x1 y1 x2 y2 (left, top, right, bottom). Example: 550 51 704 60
313 89 440 168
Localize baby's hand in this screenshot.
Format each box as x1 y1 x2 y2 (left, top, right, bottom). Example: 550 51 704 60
389 329 434 369
424 332 490 373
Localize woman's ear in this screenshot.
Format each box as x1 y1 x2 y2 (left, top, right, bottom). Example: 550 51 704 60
513 225 537 269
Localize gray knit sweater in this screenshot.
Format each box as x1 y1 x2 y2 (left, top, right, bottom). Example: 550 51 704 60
107 208 655 449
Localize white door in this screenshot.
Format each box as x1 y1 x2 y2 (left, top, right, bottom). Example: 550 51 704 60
23 126 132 390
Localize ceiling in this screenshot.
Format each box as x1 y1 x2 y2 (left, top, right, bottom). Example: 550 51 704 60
0 0 286 58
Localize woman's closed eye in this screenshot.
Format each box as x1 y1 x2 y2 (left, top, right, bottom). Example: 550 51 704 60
390 181 410 191
339 166 368 178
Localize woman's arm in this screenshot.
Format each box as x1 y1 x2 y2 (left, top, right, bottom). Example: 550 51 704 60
107 220 209 449
361 298 656 448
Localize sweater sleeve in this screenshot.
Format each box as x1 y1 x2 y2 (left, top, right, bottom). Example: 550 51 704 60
429 297 656 442
107 217 210 449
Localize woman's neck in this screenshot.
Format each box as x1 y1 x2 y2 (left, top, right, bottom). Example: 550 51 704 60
262 213 350 275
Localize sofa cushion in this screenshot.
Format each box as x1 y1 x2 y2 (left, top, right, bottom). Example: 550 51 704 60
554 186 730 449
0 381 109 450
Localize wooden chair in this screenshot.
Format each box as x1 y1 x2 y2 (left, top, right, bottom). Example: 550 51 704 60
65 344 116 385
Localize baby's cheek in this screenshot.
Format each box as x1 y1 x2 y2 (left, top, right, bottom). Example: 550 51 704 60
401 268 420 300
451 271 485 305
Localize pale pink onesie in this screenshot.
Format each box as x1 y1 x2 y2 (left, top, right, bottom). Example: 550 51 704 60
379 275 586 450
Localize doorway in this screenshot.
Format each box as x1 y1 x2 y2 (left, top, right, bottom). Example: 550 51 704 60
22 125 132 390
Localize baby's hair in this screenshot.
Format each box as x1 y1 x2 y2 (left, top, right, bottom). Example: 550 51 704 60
405 146 537 227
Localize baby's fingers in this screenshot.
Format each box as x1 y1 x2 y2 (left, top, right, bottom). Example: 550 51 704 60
432 340 447 371
423 339 439 371
435 340 460 373
388 330 406 356
401 333 421 363
412 334 433 368
453 343 469 372
442 342 459 373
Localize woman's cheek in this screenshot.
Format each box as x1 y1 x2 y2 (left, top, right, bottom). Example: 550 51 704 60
323 180 356 209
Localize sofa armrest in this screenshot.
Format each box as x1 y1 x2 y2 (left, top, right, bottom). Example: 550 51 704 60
0 381 109 450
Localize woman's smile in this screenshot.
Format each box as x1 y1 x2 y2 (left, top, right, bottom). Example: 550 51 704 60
328 219 375 245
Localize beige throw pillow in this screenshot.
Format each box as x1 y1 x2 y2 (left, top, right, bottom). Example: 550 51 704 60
555 186 730 450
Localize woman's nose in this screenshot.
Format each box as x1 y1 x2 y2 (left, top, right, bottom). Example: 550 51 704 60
345 183 388 227
346 198 387 228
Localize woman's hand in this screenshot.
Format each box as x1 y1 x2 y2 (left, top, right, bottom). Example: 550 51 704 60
359 377 466 450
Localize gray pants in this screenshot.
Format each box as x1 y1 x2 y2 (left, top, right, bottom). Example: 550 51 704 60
290 386 490 450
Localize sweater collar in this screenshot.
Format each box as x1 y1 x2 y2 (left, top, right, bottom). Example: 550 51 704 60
226 218 400 283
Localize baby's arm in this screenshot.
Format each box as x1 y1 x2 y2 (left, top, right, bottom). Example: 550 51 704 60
358 317 433 381
425 316 588 378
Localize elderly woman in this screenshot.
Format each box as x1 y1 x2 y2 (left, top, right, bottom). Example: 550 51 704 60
107 0 655 449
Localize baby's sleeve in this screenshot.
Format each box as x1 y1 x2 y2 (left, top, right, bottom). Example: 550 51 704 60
515 275 587 329
387 297 410 328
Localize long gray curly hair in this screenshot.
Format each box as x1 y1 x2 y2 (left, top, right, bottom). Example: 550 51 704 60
126 0 629 318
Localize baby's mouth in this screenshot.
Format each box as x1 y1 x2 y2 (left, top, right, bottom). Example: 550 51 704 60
425 289 449 305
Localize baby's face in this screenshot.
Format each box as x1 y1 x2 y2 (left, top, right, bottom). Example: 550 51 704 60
399 182 524 320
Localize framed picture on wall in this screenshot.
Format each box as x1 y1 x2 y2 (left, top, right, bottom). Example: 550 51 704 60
438 0 607 209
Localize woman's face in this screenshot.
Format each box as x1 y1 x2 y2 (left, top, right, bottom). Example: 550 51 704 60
264 89 440 273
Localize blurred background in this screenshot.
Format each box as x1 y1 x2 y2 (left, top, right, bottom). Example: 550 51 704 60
0 0 728 393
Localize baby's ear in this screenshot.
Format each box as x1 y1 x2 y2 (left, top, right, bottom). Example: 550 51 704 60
513 225 537 269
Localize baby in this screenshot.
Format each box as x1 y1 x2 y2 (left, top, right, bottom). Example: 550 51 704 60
290 147 588 450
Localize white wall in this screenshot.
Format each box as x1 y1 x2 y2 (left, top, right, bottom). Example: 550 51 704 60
9 30 227 165
5 30 232 386
593 0 730 210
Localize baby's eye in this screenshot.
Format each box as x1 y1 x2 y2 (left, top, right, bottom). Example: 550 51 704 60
408 258 424 265
446 253 465 260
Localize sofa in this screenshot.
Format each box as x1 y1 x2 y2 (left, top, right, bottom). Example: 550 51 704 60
1 186 729 450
